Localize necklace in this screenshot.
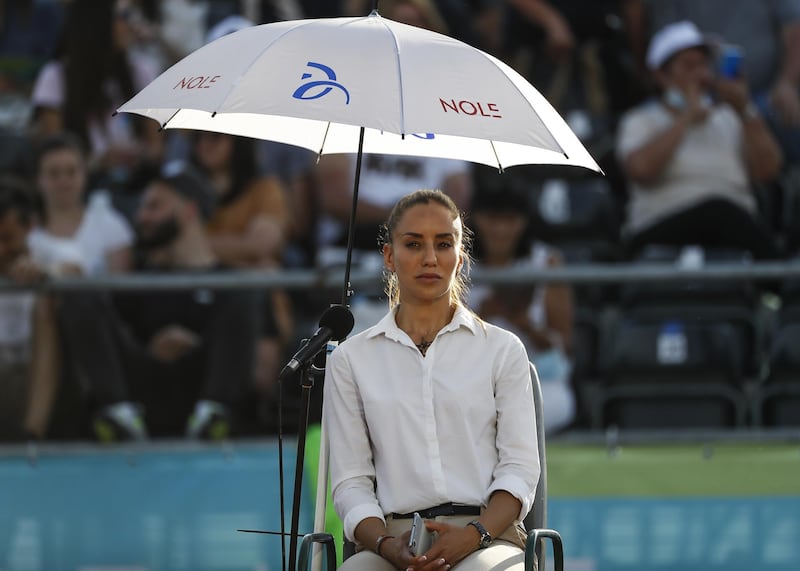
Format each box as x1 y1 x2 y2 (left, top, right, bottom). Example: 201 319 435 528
415 339 433 355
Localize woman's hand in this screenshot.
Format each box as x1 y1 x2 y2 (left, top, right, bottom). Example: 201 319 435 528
378 530 430 570
404 520 478 571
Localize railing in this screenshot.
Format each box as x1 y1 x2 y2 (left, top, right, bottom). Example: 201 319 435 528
2 260 800 292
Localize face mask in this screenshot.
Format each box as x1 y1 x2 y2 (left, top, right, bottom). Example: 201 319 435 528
663 88 713 111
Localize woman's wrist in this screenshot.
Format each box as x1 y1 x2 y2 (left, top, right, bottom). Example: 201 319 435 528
375 534 395 558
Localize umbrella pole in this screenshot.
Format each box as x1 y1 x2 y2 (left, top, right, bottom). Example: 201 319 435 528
342 127 366 306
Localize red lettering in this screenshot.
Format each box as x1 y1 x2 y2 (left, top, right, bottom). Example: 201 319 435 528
487 103 502 118
440 98 458 113
203 75 221 88
174 75 222 90
439 98 503 119
458 101 477 115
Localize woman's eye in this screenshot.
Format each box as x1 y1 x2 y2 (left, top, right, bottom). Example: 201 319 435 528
439 242 453 249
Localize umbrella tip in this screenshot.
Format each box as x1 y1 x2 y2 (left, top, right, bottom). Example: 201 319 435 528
211 111 217 118
563 152 569 159
111 110 119 117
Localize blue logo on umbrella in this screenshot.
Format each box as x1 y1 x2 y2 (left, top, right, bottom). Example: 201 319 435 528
293 62 350 104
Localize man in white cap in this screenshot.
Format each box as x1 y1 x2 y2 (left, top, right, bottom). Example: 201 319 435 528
615 20 783 259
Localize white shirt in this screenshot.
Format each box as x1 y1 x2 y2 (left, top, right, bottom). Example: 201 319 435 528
28 192 133 275
616 100 754 234
324 305 540 541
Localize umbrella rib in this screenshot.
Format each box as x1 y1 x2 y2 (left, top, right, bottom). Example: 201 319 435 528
376 15 407 135
160 109 182 131
473 50 565 155
489 140 503 173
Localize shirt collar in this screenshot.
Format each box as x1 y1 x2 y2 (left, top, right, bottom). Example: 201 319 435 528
366 304 479 342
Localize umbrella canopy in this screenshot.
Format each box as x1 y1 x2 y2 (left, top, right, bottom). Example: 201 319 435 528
117 11 600 172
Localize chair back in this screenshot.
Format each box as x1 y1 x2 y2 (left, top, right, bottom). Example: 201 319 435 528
524 362 548 566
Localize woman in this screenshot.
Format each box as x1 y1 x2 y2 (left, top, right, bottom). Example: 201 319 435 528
29 0 163 191
324 189 539 570
29 133 133 276
192 131 292 411
469 189 576 435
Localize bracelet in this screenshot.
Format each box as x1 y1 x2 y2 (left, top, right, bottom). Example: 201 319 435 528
375 534 395 557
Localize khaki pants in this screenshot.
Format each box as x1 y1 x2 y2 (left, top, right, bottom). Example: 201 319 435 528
340 514 528 571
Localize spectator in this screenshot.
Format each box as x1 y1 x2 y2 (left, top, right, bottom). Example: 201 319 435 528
616 21 783 259
58 161 260 441
0 0 64 128
477 0 646 117
28 133 134 276
468 184 576 434
0 179 60 442
635 0 800 163
29 0 164 192
191 131 291 414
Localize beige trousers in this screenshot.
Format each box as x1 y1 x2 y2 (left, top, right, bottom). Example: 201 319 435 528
339 514 528 571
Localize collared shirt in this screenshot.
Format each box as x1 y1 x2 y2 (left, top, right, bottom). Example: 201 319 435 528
323 305 540 541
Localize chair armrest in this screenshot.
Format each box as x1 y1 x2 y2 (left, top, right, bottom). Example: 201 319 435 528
525 528 564 571
297 532 337 571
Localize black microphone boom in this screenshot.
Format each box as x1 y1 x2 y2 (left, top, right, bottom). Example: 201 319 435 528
278 304 354 381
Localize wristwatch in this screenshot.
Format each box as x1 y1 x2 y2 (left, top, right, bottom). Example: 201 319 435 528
466 520 493 549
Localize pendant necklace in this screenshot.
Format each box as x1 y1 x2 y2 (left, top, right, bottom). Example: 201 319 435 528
415 339 433 356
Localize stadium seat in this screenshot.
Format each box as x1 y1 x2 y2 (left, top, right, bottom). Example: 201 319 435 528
754 277 800 426
592 245 757 429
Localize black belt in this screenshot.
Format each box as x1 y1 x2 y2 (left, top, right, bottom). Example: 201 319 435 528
392 503 481 519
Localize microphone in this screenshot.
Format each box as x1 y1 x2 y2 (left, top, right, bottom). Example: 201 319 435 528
278 304 354 381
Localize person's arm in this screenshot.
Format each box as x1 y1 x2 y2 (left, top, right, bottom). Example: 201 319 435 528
622 99 700 186
23 295 61 439
208 215 285 267
314 154 392 225
771 20 800 125
717 78 784 182
621 0 648 76
543 252 574 355
506 0 575 61
106 245 132 273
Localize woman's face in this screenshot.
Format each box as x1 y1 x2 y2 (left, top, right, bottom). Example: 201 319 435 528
383 202 463 305
195 132 234 173
37 148 87 209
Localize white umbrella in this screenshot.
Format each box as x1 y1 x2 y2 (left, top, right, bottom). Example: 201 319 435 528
117 10 600 302
118 11 599 170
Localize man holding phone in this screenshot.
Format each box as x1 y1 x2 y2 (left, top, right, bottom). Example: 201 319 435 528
630 0 800 162
616 20 783 259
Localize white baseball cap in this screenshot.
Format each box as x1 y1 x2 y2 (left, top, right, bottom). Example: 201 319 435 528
646 20 711 70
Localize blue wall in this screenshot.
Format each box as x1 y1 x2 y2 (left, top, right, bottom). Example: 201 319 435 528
1 442 798 571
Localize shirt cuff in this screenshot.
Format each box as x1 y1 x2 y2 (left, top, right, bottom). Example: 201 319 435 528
343 503 386 542
486 474 537 522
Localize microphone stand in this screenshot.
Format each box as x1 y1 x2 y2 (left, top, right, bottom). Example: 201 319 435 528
287 356 326 571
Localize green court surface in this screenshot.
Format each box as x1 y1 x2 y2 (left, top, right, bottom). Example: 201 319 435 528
546 443 800 497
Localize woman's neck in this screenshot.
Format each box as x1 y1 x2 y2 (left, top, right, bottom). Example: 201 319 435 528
45 204 84 238
395 300 456 343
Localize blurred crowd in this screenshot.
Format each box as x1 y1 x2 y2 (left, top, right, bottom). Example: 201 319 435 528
1 0 800 443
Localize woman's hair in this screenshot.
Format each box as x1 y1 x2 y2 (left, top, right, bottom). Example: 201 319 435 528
57 0 137 147
380 189 472 309
33 132 87 174
191 134 259 207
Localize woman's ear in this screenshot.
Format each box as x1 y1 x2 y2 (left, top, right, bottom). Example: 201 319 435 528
383 243 394 272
